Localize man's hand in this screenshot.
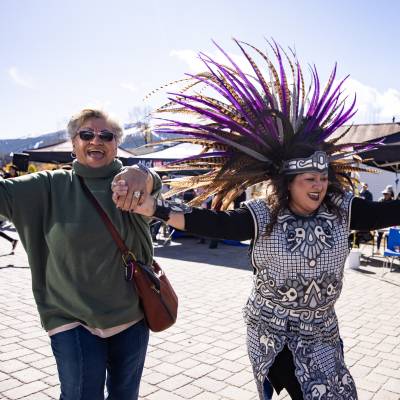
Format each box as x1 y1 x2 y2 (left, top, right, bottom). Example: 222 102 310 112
111 166 153 211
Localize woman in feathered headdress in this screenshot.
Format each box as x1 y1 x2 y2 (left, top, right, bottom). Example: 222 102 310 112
112 39 400 399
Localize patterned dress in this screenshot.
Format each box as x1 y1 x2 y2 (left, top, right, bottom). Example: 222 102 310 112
244 193 357 399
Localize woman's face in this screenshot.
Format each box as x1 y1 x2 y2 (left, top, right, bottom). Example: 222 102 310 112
72 117 117 168
288 172 329 216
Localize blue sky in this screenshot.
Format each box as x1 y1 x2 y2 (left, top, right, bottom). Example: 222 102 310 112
1 0 400 139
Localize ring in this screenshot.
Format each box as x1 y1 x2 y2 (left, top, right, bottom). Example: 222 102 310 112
133 191 141 198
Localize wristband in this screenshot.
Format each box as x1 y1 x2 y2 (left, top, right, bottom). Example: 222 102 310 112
153 199 172 222
137 163 150 174
153 198 192 222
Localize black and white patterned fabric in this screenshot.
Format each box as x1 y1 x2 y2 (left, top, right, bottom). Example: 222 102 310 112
244 193 357 399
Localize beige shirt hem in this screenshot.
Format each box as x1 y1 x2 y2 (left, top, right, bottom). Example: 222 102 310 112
47 318 144 338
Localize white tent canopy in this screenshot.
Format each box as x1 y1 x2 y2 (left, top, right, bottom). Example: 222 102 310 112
130 143 204 169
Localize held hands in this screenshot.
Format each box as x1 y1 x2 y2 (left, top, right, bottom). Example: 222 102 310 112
111 166 155 215
112 179 156 217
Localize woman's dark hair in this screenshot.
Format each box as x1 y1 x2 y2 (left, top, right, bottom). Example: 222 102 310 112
264 143 345 235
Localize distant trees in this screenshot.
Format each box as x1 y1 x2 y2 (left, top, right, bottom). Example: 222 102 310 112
127 106 153 144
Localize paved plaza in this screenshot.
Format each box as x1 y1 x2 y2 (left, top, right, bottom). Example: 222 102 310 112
0 232 400 400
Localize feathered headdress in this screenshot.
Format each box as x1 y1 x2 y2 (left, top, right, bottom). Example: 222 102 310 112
151 39 377 209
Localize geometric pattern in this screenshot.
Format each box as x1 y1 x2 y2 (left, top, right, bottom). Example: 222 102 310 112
243 193 358 399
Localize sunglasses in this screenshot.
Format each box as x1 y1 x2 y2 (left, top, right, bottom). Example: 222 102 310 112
77 130 115 142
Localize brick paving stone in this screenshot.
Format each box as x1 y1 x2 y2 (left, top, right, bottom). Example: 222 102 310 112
0 378 22 392
191 393 221 400
11 367 48 383
357 389 374 400
143 371 169 385
375 343 396 353
215 359 249 373
20 393 53 400
385 378 400 394
217 385 255 400
139 381 159 398
158 375 195 392
43 385 59 399
184 364 216 379
207 368 234 381
224 370 254 387
174 383 204 399
0 359 28 373
357 377 383 393
18 352 45 363
0 338 19 347
0 348 33 361
144 355 163 368
146 389 186 400
3 381 49 399
193 376 227 392
40 365 58 375
192 352 222 365
372 390 400 399
176 358 201 369
359 356 382 368
30 358 55 369
378 360 400 370
42 374 59 386
152 362 184 377
365 372 389 385
204 346 230 356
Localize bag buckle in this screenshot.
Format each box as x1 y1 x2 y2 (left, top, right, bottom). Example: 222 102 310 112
122 252 136 282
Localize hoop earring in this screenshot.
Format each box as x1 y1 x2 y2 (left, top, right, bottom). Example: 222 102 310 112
71 152 76 159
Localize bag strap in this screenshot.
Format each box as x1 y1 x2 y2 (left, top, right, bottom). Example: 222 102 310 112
78 176 129 256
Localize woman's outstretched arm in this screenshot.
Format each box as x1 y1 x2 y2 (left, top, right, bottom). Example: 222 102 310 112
350 197 400 230
112 180 254 241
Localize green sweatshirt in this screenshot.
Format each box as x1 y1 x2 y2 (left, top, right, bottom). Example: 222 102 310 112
0 160 160 331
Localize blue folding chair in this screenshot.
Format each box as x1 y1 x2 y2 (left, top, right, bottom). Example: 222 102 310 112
383 228 400 271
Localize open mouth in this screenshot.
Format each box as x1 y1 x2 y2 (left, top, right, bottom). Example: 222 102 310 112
87 149 105 159
308 192 321 201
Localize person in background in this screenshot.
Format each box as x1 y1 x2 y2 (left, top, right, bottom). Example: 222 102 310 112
3 164 19 179
0 164 19 251
375 187 395 254
0 216 18 253
0 108 160 400
359 182 373 201
382 184 395 200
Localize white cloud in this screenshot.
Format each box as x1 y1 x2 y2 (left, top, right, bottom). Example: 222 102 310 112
170 48 253 75
120 82 137 92
170 49 205 72
8 66 34 89
344 78 400 124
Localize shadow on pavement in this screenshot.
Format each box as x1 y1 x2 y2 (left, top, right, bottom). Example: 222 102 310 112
154 237 252 271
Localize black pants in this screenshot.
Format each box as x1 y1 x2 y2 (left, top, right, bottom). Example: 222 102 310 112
267 345 303 399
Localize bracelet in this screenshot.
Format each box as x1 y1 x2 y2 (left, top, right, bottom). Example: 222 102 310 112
153 199 172 222
153 198 193 222
136 163 150 174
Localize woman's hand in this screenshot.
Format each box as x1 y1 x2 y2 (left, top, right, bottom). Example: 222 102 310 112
112 180 156 216
111 166 153 211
